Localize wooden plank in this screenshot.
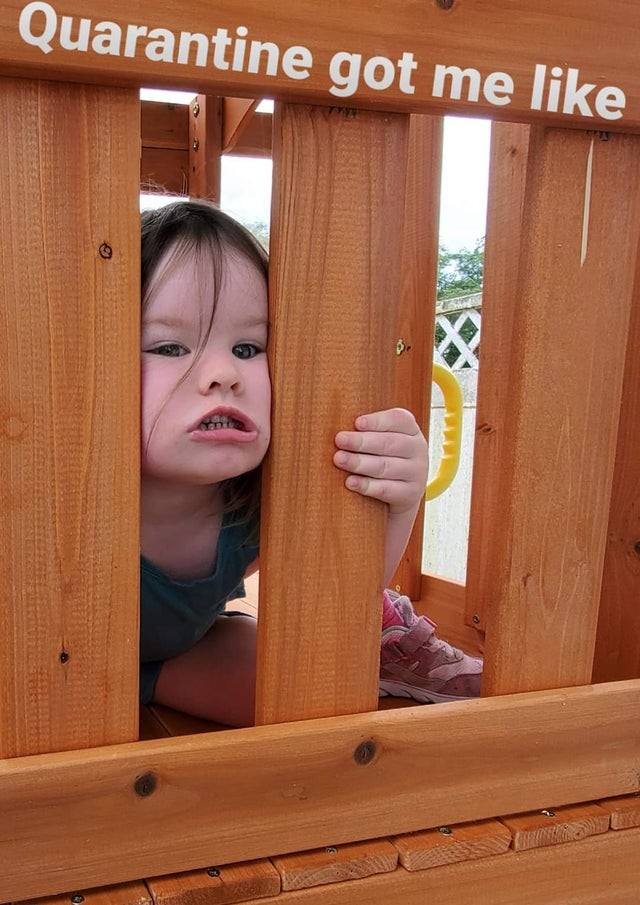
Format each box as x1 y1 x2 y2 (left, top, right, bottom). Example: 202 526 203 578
140 147 189 194
2 2 640 130
2 681 640 900
203 827 640 905
419 574 483 656
229 111 273 158
393 818 511 870
0 77 140 758
501 803 609 851
255 104 409 723
19 881 151 905
391 114 442 601
592 240 640 682
146 862 280 905
188 95 222 201
141 101 189 149
464 122 530 633
597 795 640 830
481 128 640 695
222 98 259 153
272 840 397 890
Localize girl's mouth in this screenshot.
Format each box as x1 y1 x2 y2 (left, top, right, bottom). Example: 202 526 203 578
198 414 245 431
189 407 259 442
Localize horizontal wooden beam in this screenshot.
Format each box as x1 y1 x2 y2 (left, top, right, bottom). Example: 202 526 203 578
2 681 640 900
1 1 640 129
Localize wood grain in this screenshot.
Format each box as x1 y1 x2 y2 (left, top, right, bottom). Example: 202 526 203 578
465 122 530 633
1 2 640 130
391 114 442 601
146 861 280 905
2 681 640 901
393 818 511 870
189 95 222 202
501 803 609 851
0 77 140 757
256 104 409 723
272 840 397 890
597 794 640 830
481 129 640 695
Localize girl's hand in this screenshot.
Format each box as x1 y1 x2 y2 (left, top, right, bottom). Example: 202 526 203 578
333 408 429 516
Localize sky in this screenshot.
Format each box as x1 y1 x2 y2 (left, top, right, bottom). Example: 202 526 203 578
140 90 491 252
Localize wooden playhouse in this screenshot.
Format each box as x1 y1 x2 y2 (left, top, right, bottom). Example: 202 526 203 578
1 1 640 902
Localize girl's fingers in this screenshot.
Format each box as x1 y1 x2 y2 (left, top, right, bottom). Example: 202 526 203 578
353 407 420 435
343 474 412 505
333 449 415 481
335 429 423 458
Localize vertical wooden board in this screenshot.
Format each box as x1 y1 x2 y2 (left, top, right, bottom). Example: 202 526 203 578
465 123 530 632
146 861 280 905
189 95 222 202
0 78 140 756
391 115 442 601
592 245 640 682
482 129 640 695
256 105 409 723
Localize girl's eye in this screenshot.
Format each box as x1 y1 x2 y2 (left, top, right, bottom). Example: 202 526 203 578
233 343 260 360
149 343 188 357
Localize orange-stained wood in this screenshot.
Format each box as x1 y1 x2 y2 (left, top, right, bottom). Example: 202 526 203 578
597 795 640 830
391 115 442 601
146 861 281 905
393 819 512 871
592 239 640 682
189 95 222 201
222 97 259 153
2 681 640 901
256 105 409 723
0 77 140 757
465 122 530 633
1 2 640 131
20 882 152 905
501 803 609 851
481 129 640 695
272 840 397 891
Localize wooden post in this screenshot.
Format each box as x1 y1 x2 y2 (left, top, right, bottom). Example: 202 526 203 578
0 78 140 756
189 95 222 202
465 122 531 632
482 128 640 695
391 114 442 602
256 104 410 723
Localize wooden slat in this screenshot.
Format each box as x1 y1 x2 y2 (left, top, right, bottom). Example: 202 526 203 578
0 77 140 758
2 2 640 131
189 95 222 201
419 574 483 657
3 681 640 901
146 862 280 905
255 104 409 723
391 114 442 601
592 238 640 682
140 147 188 194
222 98 259 154
272 840 397 890
210 827 640 905
393 819 511 870
19 882 152 905
481 128 640 696
501 803 609 851
229 112 273 158
597 795 640 830
464 122 530 632
141 101 189 150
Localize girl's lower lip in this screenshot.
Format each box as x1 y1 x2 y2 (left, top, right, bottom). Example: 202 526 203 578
189 428 258 443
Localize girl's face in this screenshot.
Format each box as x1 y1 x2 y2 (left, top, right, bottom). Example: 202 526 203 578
141 248 270 489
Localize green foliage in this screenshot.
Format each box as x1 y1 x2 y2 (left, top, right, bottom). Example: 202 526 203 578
437 238 484 300
240 219 270 250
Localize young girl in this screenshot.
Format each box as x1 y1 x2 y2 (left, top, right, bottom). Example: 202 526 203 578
140 200 482 727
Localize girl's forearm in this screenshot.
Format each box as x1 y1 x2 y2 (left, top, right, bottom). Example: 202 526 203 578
383 504 420 587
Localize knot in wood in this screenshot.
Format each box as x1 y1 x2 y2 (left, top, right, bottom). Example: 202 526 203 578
354 739 377 765
134 772 157 797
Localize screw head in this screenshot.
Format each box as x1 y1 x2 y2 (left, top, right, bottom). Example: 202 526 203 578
326 846 338 855
206 867 220 878
438 826 453 835
541 808 556 818
472 614 481 625
70 896 85 904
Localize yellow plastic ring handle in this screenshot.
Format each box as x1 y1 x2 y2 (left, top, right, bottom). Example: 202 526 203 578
426 363 463 501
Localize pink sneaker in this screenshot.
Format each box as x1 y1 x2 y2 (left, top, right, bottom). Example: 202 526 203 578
379 590 482 703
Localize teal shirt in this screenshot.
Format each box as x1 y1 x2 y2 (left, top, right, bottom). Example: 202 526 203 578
139 512 259 703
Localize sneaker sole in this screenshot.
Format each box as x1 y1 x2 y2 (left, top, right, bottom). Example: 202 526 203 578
378 680 474 704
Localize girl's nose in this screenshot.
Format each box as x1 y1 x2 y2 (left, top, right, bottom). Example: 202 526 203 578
197 351 242 395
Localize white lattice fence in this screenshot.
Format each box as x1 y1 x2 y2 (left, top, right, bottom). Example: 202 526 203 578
434 291 481 370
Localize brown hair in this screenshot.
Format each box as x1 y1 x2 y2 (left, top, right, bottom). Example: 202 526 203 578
141 200 268 523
